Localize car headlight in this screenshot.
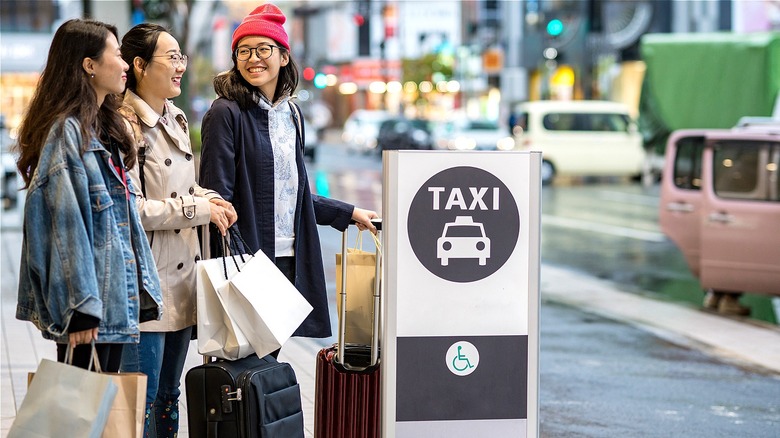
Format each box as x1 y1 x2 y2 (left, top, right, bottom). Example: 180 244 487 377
496 137 515 151
454 137 476 150
411 129 428 142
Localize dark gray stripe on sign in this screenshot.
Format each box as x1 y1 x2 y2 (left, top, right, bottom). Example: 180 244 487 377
396 335 528 422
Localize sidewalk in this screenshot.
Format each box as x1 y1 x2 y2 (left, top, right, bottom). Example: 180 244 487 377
3 225 780 437
0 218 330 437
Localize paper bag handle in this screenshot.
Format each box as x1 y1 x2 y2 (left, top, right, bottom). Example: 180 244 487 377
217 226 257 279
63 341 104 373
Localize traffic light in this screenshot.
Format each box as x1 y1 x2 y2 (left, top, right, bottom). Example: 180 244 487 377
542 14 581 49
546 18 564 37
313 73 327 89
303 67 316 82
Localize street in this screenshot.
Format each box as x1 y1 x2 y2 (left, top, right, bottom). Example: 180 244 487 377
539 300 780 437
2 138 779 437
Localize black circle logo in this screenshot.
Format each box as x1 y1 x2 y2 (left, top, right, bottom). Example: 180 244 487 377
407 166 520 283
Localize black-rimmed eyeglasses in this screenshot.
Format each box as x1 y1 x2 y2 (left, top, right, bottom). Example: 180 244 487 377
151 53 188 68
235 45 283 61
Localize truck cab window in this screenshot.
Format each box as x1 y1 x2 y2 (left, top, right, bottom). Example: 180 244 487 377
712 141 780 201
673 137 704 190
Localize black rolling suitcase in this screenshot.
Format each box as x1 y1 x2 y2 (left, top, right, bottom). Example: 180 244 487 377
185 354 304 438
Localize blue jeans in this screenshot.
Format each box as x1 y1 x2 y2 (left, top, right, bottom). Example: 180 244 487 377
121 326 192 438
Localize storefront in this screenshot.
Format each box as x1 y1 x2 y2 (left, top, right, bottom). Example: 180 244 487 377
1 33 50 132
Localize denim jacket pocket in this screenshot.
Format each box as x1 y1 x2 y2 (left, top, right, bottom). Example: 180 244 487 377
89 186 114 248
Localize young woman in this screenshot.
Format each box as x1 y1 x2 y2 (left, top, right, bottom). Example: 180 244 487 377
199 4 378 345
14 19 163 372
118 23 237 437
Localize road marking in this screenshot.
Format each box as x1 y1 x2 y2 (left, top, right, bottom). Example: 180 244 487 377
542 214 666 242
596 190 659 207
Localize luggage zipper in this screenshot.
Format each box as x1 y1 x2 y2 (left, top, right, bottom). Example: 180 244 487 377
236 363 287 436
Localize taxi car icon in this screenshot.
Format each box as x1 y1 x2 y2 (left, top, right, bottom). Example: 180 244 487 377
437 216 491 266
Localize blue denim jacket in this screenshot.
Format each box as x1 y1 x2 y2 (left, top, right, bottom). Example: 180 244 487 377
16 117 163 344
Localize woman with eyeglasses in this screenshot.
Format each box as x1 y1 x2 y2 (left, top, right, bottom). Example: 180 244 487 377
14 19 163 371
199 4 378 350
117 23 237 437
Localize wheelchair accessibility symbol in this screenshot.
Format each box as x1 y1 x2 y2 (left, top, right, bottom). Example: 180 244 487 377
446 341 480 376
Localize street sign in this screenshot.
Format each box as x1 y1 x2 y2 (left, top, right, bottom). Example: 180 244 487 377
382 151 541 437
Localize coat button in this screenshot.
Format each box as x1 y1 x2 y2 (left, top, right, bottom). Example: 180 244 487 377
165 158 172 166
194 255 201 262
174 229 180 234
189 187 195 195
177 262 184 270
171 192 177 198
185 154 193 161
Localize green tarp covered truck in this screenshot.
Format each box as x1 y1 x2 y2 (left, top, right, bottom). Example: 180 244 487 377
639 32 780 152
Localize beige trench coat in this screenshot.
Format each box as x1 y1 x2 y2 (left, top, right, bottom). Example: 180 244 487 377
122 90 222 332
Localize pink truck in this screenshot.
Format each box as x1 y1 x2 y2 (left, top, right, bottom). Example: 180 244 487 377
659 120 780 315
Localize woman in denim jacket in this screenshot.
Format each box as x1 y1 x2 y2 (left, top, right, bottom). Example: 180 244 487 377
14 19 163 371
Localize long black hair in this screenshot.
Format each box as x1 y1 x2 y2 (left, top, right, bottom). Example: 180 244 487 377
121 23 168 93
15 18 136 187
213 42 299 110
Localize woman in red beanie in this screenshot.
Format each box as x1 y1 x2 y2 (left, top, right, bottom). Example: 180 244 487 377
199 4 378 348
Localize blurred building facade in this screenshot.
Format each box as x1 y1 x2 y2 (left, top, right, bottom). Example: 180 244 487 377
3 0 780 133
1 0 131 133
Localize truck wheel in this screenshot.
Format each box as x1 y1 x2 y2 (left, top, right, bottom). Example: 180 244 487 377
541 160 555 185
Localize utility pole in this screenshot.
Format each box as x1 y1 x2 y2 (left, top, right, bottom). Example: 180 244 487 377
82 0 92 18
501 1 525 125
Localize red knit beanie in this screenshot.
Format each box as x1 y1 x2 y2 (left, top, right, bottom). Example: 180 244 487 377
231 4 289 52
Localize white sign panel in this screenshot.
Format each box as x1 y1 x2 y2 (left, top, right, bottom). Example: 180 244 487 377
382 151 541 437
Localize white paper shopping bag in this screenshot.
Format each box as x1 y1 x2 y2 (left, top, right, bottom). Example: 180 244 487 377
196 253 255 360
227 250 313 358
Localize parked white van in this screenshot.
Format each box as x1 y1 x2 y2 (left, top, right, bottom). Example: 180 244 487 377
512 100 646 185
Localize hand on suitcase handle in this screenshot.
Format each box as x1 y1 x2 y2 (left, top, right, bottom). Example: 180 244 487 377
350 216 382 232
351 208 380 233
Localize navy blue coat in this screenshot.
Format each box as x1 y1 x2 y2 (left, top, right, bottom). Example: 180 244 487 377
199 97 353 338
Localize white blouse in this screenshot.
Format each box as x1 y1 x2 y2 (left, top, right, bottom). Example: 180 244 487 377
258 95 298 256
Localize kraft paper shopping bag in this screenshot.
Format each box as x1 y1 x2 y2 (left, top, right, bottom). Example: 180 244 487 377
10 344 118 438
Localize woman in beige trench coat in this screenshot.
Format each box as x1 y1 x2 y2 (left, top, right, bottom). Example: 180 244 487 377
117 23 237 437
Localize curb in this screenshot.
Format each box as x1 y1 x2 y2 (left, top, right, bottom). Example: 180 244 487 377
540 264 780 375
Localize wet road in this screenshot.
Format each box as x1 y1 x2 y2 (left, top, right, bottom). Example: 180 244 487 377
539 300 780 437
540 184 704 300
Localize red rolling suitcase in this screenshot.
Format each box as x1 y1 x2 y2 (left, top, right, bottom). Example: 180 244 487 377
314 221 382 438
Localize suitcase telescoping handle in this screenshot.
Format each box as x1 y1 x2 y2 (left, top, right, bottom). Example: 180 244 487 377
337 219 382 371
